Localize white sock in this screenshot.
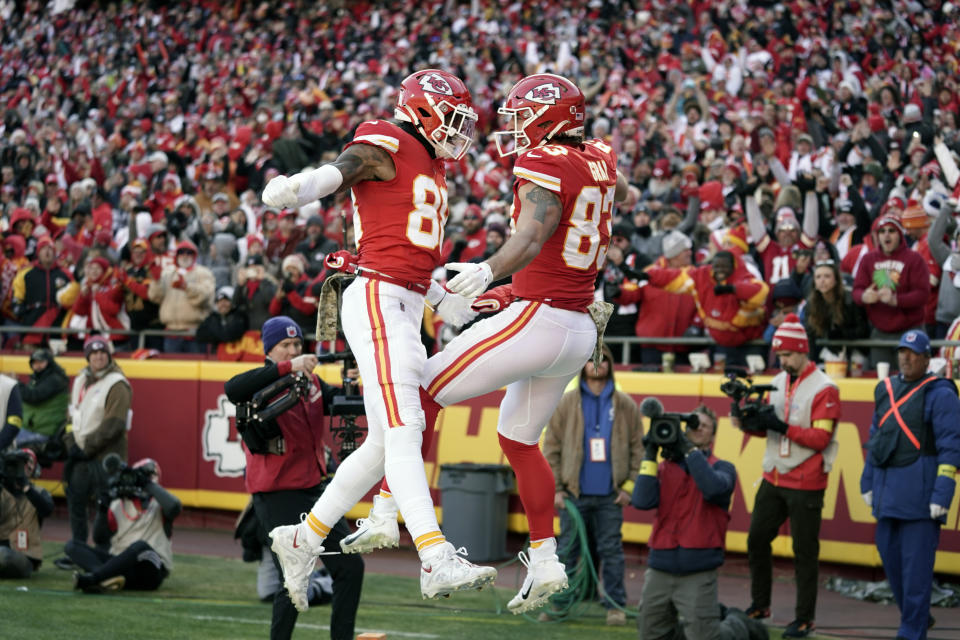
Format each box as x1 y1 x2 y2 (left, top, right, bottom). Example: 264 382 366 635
384 426 445 562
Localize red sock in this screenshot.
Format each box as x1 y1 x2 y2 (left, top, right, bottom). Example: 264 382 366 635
498 433 555 541
380 387 442 495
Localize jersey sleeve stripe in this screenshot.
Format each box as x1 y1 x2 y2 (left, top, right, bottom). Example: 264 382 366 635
353 134 400 153
513 167 562 192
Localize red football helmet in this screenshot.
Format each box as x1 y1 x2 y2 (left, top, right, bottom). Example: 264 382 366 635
394 69 478 160
494 74 586 157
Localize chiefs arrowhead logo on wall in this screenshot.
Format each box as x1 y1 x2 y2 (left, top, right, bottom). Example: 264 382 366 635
202 394 246 477
418 73 453 96
523 83 561 104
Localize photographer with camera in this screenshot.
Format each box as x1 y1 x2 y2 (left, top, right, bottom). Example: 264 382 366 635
0 370 23 453
730 315 840 638
58 335 131 569
66 456 180 593
632 403 765 639
0 449 53 578
224 316 362 640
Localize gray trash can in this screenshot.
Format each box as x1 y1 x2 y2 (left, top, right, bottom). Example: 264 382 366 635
438 463 514 562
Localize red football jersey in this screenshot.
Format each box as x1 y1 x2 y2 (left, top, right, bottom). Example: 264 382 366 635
346 120 449 284
510 139 618 310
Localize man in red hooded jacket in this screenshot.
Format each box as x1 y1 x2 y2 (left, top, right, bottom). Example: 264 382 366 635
852 215 930 369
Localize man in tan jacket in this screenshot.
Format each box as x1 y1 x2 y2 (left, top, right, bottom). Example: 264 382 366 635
147 239 215 353
542 344 644 626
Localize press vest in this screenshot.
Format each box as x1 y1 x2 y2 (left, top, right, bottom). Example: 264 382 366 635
109 497 173 570
764 367 839 475
648 456 730 551
70 370 129 449
0 488 42 560
868 374 939 468
0 375 15 426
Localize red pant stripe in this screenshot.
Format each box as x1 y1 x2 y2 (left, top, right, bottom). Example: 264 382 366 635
365 280 404 427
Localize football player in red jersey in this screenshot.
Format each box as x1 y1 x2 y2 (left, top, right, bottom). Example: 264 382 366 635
340 74 628 615
261 69 495 612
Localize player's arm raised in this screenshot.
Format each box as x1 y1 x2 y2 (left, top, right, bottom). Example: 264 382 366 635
446 183 561 297
262 144 396 208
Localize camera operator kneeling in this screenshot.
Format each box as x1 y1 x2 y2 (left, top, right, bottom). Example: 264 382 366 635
66 456 180 593
0 449 53 578
631 405 767 640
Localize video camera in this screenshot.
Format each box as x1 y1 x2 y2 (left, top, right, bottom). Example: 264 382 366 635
317 350 367 462
235 372 312 454
640 397 700 448
720 367 777 418
0 450 33 494
102 453 154 500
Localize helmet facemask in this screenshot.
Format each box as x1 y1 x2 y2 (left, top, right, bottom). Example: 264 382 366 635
398 95 478 161
430 98 478 160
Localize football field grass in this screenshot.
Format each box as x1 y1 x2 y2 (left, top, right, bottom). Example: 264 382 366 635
0 543 801 639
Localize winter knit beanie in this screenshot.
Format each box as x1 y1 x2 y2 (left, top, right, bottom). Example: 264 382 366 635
262 316 302 355
771 314 809 354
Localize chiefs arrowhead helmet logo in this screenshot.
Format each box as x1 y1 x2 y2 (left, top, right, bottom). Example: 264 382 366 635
418 73 454 96
523 83 562 105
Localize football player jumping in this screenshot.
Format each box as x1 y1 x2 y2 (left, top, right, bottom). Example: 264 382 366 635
342 73 628 615
261 69 495 612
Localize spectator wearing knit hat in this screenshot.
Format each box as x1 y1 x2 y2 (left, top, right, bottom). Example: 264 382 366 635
118 238 163 351
11 235 76 347
71 256 129 345
736 315 840 638
196 286 249 358
853 216 931 369
61 334 131 554
269 255 319 337
264 210 305 265
147 240 215 353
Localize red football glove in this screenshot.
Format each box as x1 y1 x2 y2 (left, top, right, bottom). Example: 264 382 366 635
471 284 515 313
324 250 360 274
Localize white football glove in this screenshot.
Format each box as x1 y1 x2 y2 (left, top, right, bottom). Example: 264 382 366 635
445 262 493 297
930 502 948 520
861 491 872 508
262 174 301 208
436 292 478 328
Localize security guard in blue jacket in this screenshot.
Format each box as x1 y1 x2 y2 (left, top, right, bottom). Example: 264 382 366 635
860 329 960 640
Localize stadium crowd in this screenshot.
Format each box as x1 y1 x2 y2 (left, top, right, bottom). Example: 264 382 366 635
1 0 960 369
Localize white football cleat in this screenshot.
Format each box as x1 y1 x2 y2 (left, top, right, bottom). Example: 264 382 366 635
269 523 321 612
340 494 400 554
420 542 497 599
508 539 568 614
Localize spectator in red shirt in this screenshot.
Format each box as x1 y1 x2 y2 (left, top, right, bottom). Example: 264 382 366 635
852 216 930 369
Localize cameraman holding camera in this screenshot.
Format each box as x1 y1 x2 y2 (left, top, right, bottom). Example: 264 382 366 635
62 335 131 560
731 316 840 638
67 457 180 593
632 406 765 639
224 316 362 640
0 449 53 578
